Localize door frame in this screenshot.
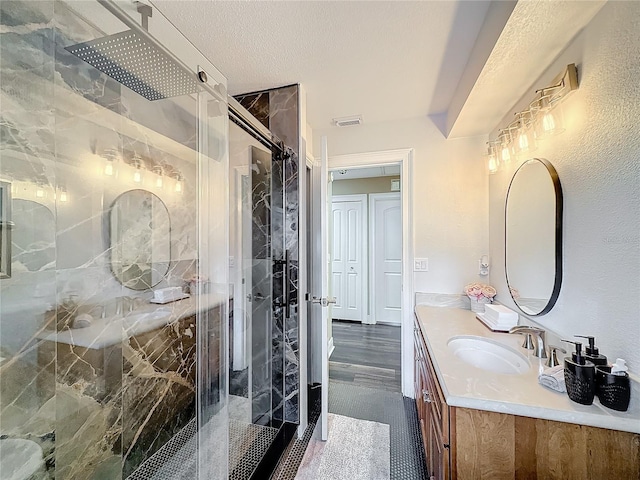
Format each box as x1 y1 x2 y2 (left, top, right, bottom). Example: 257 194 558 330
331 194 368 324
328 149 414 398
369 192 401 326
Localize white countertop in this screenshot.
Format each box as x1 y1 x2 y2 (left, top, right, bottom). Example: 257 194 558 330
414 305 640 434
37 293 228 350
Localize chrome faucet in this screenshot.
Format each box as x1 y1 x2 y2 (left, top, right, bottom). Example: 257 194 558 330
546 345 567 367
509 325 548 359
115 296 134 316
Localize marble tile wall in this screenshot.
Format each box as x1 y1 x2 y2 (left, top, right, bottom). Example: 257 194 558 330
251 150 274 424
0 1 222 478
236 85 301 425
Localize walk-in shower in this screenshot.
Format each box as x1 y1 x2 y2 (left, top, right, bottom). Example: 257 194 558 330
0 0 228 478
227 98 298 480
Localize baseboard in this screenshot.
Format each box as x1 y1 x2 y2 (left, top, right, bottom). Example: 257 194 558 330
376 320 401 327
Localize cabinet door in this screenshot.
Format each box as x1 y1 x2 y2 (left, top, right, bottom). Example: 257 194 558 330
429 413 445 480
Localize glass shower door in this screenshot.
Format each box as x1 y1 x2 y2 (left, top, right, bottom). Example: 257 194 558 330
229 117 293 479
0 1 229 479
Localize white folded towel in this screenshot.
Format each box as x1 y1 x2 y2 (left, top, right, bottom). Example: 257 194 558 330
538 365 566 393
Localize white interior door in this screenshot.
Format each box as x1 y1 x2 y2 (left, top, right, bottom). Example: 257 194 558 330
309 136 333 441
370 193 402 325
331 195 366 322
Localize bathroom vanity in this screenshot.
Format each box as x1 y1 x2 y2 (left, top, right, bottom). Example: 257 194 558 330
414 306 640 480
36 294 226 476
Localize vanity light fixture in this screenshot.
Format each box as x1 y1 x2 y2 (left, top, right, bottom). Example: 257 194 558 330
515 111 536 155
484 64 578 173
35 184 45 198
102 148 119 176
154 166 164 188
486 142 498 174
534 94 565 138
59 186 68 203
132 153 143 184
174 174 183 194
498 130 511 163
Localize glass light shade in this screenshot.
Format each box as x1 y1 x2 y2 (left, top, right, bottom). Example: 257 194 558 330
488 154 498 174
486 143 498 174
59 188 68 203
516 126 536 155
102 148 119 176
175 177 183 193
499 135 511 163
535 96 565 139
35 187 45 198
133 168 142 183
155 174 163 188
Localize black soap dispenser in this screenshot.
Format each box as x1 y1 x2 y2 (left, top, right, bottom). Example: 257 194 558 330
562 340 596 405
575 335 608 366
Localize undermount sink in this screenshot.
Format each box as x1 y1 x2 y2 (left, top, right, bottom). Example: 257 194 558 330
447 335 530 375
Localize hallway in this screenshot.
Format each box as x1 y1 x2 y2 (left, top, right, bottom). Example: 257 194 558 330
272 319 426 479
330 320 402 392
328 320 426 479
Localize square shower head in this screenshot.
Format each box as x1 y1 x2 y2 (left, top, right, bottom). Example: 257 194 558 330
66 29 199 101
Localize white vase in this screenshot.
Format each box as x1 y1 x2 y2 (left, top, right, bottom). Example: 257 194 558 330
469 296 490 313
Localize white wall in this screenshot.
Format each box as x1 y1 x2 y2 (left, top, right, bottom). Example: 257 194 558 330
314 116 489 295
488 2 640 370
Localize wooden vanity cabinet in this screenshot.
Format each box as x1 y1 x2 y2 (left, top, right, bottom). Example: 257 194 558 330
413 315 640 480
414 318 451 480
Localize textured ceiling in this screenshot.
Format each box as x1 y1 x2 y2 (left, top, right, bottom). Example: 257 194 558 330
152 0 491 130
152 1 605 137
449 0 606 138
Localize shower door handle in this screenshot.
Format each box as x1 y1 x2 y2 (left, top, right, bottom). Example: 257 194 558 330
283 250 290 319
275 250 291 319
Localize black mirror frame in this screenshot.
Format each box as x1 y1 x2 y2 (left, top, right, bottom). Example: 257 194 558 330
108 189 171 291
505 158 563 316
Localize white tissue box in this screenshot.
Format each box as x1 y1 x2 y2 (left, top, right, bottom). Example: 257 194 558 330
476 304 518 332
484 304 518 323
153 287 184 303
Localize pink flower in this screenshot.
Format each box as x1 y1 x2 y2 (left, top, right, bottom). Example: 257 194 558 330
464 283 497 301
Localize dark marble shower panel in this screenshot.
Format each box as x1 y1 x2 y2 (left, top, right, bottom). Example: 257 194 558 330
236 85 301 425
271 87 300 424
236 92 270 130
270 151 286 423
250 149 275 425
282 149 299 422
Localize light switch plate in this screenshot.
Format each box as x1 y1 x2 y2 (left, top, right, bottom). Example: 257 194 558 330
414 258 429 272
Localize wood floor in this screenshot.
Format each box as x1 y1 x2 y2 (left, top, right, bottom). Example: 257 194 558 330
329 320 402 392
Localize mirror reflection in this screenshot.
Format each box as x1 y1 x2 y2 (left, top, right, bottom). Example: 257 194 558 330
505 158 563 316
12 199 55 272
0 181 12 278
109 189 170 290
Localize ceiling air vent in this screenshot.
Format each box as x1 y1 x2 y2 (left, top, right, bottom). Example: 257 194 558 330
333 115 363 127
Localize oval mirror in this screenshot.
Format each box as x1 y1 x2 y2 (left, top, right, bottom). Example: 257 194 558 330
505 158 562 316
109 189 170 290
12 199 55 272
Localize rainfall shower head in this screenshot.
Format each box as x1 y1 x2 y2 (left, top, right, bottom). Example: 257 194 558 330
66 29 199 101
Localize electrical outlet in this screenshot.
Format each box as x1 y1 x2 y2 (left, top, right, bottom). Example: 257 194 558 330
414 258 429 272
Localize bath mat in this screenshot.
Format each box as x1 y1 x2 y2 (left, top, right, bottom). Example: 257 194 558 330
295 413 390 480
